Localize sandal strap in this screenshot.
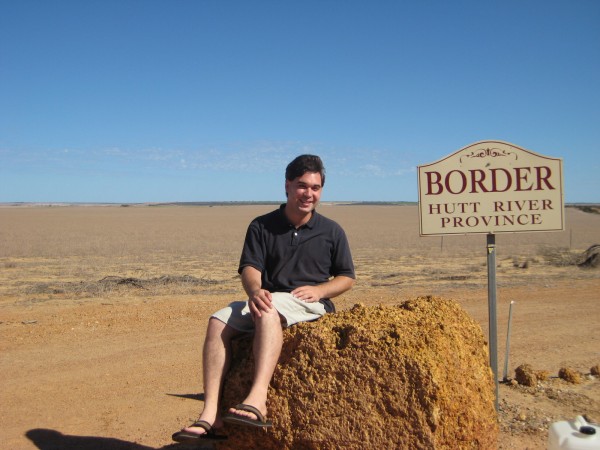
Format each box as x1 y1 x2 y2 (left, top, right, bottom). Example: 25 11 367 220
189 420 211 432
234 403 266 423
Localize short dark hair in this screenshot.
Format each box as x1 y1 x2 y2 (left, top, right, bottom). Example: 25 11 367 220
285 154 326 187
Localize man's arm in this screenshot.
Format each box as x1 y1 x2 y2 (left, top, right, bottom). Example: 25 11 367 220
241 265 273 318
291 275 354 303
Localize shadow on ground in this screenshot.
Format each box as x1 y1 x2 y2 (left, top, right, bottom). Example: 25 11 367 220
166 392 204 401
26 394 211 450
26 429 215 450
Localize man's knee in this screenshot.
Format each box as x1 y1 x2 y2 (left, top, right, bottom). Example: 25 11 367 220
206 317 238 340
207 316 226 331
255 307 285 326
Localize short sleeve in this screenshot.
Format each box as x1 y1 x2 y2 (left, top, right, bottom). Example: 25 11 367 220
238 220 266 274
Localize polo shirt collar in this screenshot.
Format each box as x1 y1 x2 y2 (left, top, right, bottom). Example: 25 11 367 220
278 203 318 229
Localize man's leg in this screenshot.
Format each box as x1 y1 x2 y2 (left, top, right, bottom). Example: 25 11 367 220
227 305 283 421
183 317 240 434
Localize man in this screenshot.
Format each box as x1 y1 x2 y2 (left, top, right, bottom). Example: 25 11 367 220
173 154 355 443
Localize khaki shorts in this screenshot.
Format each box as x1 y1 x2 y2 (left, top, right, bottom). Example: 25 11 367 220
211 292 326 332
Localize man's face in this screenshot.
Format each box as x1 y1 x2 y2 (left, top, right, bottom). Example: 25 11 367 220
285 171 323 214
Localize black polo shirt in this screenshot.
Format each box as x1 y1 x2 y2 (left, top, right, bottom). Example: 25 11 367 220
238 205 355 312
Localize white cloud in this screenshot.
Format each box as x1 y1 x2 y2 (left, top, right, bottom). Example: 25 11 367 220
395 166 416 176
362 164 385 177
1 142 417 181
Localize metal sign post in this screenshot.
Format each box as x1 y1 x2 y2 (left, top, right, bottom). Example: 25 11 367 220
486 233 499 412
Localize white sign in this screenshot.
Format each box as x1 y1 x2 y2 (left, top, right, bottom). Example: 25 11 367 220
418 141 564 236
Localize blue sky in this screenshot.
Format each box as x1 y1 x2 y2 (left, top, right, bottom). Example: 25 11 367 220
1 0 598 203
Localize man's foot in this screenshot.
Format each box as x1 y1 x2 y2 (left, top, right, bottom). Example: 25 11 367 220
172 419 228 443
223 403 273 427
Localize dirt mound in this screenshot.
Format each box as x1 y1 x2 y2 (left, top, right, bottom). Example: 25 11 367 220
558 367 583 384
578 244 600 268
515 364 538 387
514 364 550 386
220 296 498 449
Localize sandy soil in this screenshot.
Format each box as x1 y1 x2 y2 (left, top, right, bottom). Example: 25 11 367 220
1 205 599 449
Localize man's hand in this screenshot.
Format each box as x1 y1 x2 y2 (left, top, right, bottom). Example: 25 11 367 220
241 266 273 319
248 288 273 319
292 276 354 303
291 285 323 303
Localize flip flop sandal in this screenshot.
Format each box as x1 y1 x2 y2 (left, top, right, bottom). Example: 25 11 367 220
222 403 273 428
172 419 228 443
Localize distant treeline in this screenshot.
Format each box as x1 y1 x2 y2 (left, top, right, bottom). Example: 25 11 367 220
346 201 418 206
146 201 281 207
144 201 418 207
567 204 600 215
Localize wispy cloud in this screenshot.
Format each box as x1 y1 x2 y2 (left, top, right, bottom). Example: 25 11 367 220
1 142 417 179
362 164 386 177
326 146 416 179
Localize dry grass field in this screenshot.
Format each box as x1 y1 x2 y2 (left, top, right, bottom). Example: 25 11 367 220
1 204 599 449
